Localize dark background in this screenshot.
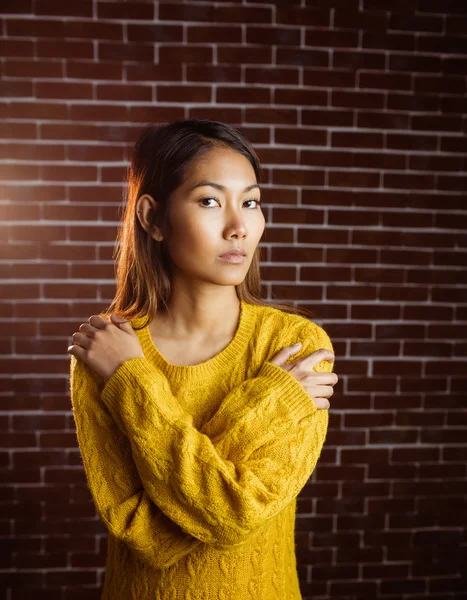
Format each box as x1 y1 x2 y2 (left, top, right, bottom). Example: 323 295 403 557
1 0 466 598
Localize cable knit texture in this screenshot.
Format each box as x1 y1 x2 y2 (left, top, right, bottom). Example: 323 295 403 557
69 300 335 600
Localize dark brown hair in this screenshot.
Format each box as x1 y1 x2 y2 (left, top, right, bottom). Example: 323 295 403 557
100 118 316 328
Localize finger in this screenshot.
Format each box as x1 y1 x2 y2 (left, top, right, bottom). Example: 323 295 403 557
269 343 302 367
110 314 134 333
71 332 92 350
67 344 86 361
111 314 129 324
311 385 334 399
297 348 335 371
313 397 330 410
88 314 108 329
306 373 338 386
78 323 98 336
302 375 335 397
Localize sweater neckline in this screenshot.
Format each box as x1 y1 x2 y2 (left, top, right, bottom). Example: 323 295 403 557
132 299 255 381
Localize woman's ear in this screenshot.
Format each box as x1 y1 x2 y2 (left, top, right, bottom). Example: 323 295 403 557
136 194 163 241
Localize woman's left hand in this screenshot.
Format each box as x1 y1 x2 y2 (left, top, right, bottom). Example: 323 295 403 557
67 314 145 381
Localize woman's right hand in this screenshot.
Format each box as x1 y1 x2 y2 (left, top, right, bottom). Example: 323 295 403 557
269 344 338 409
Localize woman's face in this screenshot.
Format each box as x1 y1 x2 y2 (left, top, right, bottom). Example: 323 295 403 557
163 145 265 288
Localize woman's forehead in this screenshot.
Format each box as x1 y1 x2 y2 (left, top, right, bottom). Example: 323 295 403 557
183 149 256 185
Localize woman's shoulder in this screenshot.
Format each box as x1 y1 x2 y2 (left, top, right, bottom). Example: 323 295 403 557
250 302 333 354
69 353 105 394
253 301 329 334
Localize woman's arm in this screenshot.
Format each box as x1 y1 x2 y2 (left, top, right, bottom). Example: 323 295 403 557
99 320 334 549
69 354 202 569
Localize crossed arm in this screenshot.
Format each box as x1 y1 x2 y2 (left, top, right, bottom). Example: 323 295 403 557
69 320 334 569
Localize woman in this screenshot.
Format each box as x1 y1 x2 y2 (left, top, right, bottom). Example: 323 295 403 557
68 118 338 600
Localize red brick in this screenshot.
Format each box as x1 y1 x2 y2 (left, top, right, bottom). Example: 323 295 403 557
70 104 128 122
247 26 300 46
0 38 34 57
5 59 63 78
69 185 124 203
0 80 33 97
275 87 327 106
188 25 241 44
159 3 271 24
35 0 92 17
98 41 154 62
334 49 385 69
67 144 124 162
257 147 297 165
363 30 415 51
246 66 299 85
218 46 272 65
276 127 326 146
7 18 66 38
6 100 68 120
217 85 270 104
0 142 65 161
39 165 97 182
304 68 355 87
305 28 359 48
12 415 65 430
36 81 93 100
443 55 467 74
390 11 443 32
0 164 39 180
41 244 96 262
0 0 32 13
128 105 184 123
158 85 211 103
127 23 183 43
335 9 388 30
247 107 298 125
276 6 330 27
159 2 214 22
3 184 65 202
40 123 138 143
97 84 152 102
42 204 100 220
97 1 154 20
126 63 183 84
331 169 381 187
277 48 329 67
67 20 123 41
100 165 127 182
37 40 93 60
159 45 213 64
331 130 383 149
66 60 123 80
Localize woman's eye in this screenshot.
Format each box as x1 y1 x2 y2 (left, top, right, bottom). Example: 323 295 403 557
199 198 219 208
198 198 261 209
244 199 261 209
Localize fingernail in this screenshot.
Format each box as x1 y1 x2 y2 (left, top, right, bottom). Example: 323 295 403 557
292 342 302 348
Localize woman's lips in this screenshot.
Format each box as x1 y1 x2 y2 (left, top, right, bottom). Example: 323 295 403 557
218 254 246 263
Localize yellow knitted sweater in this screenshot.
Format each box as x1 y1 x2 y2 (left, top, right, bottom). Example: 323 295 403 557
69 299 334 600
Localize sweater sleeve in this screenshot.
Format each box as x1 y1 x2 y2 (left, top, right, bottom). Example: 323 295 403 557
69 354 202 569
100 320 334 550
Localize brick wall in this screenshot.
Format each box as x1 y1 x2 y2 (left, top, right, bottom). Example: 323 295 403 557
1 0 467 598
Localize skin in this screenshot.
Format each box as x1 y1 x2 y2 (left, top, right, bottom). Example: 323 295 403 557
67 144 337 407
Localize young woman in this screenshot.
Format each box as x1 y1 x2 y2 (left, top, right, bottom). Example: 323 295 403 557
68 118 338 600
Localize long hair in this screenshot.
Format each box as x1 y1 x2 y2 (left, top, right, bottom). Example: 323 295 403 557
100 118 316 328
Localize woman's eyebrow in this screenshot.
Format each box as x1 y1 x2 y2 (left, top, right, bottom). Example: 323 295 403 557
190 181 260 193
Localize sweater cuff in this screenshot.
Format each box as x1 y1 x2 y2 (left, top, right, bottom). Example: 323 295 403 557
257 361 317 422
101 357 185 421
